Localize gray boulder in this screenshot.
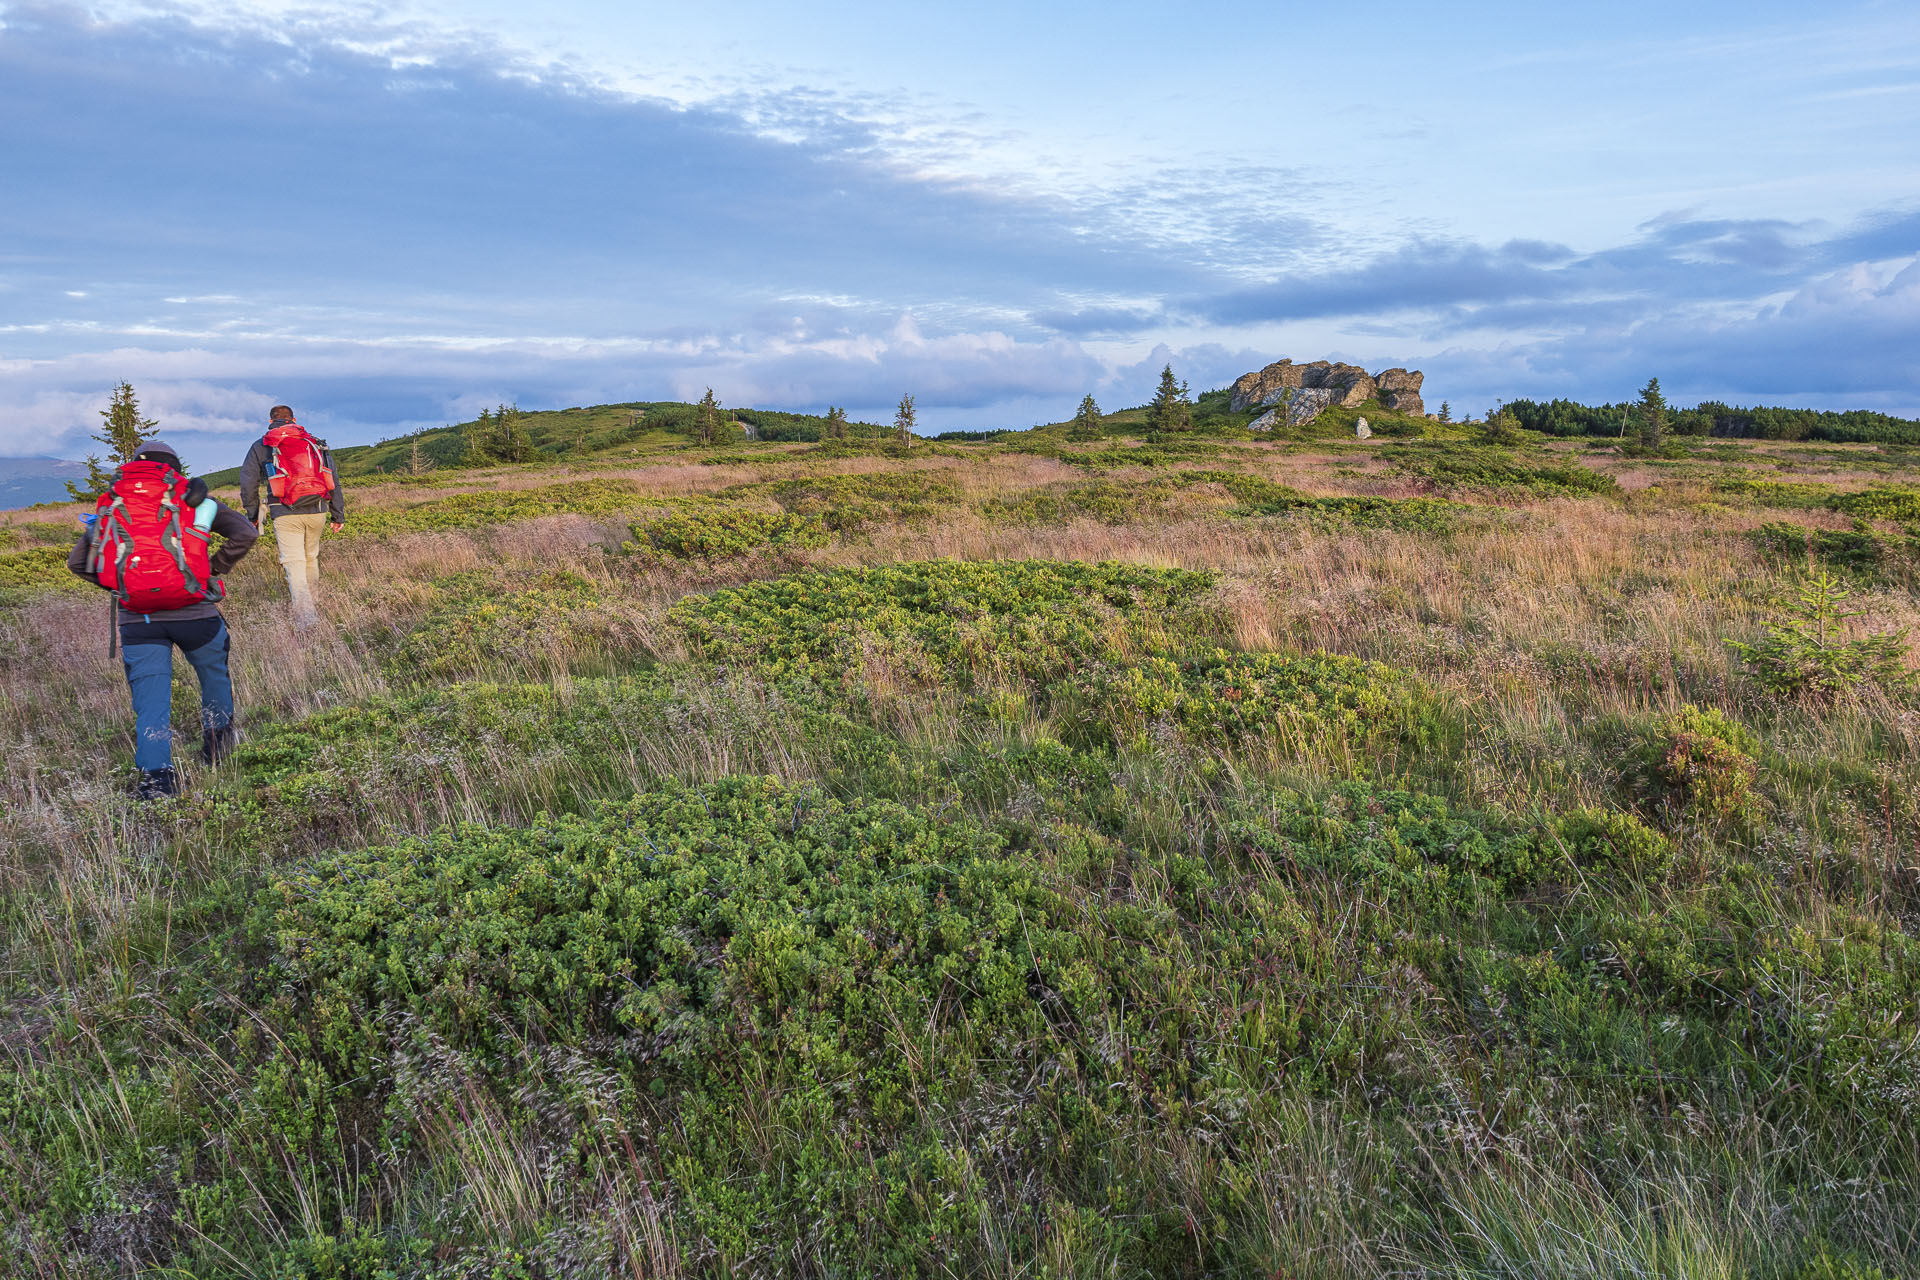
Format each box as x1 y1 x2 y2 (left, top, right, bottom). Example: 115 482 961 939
1230 356 1427 418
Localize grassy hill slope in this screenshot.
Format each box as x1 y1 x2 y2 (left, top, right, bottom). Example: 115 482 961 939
3 413 1919 1276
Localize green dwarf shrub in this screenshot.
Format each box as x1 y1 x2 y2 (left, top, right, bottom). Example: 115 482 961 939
1227 782 1547 910
746 472 959 531
0 521 80 550
1079 649 1437 761
670 559 1218 691
1235 494 1481 532
249 777 1070 1075
1553 807 1676 878
979 479 1166 525
1391 447 1618 496
0 547 87 601
1172 469 1301 506
626 507 829 559
1712 477 1837 508
1830 486 1920 522
343 478 653 538
384 571 633 681
1572 895 1919 1121
1749 522 1902 575
980 469 1303 526
1654 705 1761 821
1047 440 1227 469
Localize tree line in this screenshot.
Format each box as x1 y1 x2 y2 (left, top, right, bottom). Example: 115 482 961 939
1504 394 1920 445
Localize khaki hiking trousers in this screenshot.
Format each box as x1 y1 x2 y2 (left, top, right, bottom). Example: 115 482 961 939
271 512 329 627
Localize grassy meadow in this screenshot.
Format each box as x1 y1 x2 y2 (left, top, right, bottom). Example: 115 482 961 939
1 401 1918 1277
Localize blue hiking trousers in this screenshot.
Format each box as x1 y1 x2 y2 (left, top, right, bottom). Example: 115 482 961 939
120 616 234 771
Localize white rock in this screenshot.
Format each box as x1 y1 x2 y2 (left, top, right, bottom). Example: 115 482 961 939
1354 417 1372 439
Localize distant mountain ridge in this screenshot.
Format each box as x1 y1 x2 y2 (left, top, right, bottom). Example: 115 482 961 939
1 457 88 511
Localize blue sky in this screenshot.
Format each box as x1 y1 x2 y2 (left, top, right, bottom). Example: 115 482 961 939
2 0 1917 459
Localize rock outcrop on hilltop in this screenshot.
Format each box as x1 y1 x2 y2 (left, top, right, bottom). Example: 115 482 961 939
1231 359 1426 424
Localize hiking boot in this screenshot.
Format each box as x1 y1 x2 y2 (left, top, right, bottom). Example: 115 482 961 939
201 724 237 766
136 767 179 801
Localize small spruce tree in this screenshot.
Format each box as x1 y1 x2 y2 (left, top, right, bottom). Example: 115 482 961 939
1438 401 1452 424
697 388 721 446
66 382 158 499
1478 407 1520 446
492 403 534 462
894 393 916 446
1069 393 1103 441
825 406 849 440
464 409 497 467
1636 377 1668 450
1145 364 1191 435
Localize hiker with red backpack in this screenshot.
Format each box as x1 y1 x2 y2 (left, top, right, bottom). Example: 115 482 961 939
67 439 259 800
239 405 344 629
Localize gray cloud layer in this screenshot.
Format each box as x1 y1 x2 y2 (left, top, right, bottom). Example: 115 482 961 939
2 2 1916 462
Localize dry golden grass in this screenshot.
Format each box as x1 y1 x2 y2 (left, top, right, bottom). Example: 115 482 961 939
3 436 1917 1277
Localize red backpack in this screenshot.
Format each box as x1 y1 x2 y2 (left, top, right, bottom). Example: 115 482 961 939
88 461 225 612
264 422 335 505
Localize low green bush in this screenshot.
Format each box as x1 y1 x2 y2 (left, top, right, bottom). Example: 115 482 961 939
1392 447 1618 496
229 671 911 845
671 559 1218 692
1042 440 1228 468
344 479 654 538
1227 782 1547 910
250 776 1061 1071
1713 477 1838 508
1079 649 1438 763
1237 494 1482 532
1653 705 1762 821
1567 893 1919 1120
1748 521 1912 576
1173 468 1301 506
1830 486 1920 522
0 547 88 603
978 470 1301 526
742 472 959 532
0 521 80 551
626 508 829 559
1553 807 1676 878
385 571 634 680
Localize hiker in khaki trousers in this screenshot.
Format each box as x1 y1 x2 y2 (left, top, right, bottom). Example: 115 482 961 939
238 405 345 629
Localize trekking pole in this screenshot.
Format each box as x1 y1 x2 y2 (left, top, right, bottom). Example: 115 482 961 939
109 597 119 659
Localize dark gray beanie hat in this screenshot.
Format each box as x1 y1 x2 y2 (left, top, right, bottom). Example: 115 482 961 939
133 439 181 466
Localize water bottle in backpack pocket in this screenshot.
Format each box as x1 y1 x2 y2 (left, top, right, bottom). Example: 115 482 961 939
89 461 225 612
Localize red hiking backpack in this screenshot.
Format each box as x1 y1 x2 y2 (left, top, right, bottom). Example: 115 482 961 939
263 422 335 506
88 461 225 612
